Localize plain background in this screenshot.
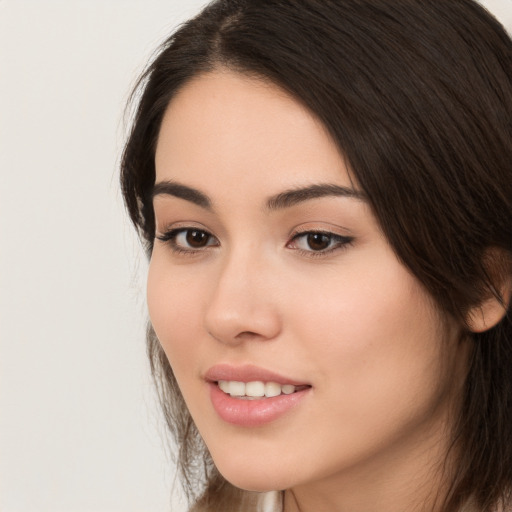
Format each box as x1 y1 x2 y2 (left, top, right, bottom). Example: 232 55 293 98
1 1 511 511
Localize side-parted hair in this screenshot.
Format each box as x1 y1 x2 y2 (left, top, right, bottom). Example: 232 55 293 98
120 1 512 511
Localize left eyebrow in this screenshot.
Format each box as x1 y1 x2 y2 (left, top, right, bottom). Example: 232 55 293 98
266 183 367 211
151 180 213 210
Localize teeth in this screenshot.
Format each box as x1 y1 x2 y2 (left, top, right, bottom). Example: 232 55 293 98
217 380 301 398
218 380 231 393
265 382 282 397
282 384 295 395
246 381 265 397
228 381 245 397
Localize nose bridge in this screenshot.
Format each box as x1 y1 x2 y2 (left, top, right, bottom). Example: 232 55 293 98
204 243 281 344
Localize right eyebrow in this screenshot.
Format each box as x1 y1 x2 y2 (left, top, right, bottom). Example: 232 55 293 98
266 183 366 210
151 180 213 211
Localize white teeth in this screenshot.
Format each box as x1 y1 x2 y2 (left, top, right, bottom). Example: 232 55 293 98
218 380 230 393
246 381 265 397
217 380 300 398
228 381 245 397
265 382 281 397
282 384 295 395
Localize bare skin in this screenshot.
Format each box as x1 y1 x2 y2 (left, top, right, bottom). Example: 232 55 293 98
149 69 471 512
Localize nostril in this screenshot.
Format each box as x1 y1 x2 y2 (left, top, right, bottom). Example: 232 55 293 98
235 331 260 339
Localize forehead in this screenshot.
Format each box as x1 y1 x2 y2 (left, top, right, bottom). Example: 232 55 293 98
154 69 354 195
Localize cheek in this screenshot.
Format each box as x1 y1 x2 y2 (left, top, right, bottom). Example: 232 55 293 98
146 253 205 368
289 251 437 348
147 256 176 337
287 253 450 421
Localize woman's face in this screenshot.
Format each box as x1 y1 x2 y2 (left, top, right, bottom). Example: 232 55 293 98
148 70 467 497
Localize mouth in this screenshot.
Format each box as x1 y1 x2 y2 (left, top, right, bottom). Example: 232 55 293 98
204 364 312 427
216 380 311 399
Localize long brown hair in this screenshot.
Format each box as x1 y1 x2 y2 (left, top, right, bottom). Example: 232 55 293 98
121 1 512 510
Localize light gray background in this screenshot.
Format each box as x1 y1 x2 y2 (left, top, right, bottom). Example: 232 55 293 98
1 1 510 511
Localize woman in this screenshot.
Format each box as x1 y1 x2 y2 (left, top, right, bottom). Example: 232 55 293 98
120 1 512 511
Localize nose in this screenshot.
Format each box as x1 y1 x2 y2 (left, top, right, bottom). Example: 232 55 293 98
203 251 282 345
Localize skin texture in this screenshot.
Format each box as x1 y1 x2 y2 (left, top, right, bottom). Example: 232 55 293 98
148 70 470 512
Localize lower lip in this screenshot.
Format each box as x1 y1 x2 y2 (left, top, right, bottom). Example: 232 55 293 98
208 382 310 427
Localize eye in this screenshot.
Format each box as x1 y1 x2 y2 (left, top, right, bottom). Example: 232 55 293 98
177 229 213 248
289 231 353 254
156 228 219 253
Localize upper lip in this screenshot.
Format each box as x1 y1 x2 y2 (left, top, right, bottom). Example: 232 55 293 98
204 364 310 386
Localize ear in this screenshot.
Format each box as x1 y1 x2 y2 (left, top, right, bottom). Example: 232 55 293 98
466 250 512 333
466 294 510 333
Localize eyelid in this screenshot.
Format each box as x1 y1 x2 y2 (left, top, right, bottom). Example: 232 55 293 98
155 225 219 255
155 220 214 240
154 222 354 257
287 227 354 257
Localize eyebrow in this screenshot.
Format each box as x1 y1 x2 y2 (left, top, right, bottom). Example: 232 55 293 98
152 181 212 210
151 180 366 211
266 183 366 210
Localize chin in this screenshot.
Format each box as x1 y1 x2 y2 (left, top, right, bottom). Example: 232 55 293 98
213 457 293 492
220 474 283 493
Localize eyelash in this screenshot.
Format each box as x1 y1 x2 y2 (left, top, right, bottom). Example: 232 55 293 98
289 230 354 258
155 228 354 258
155 228 219 256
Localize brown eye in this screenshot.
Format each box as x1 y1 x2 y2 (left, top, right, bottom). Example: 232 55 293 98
186 230 211 248
306 233 331 251
289 231 354 255
155 227 218 253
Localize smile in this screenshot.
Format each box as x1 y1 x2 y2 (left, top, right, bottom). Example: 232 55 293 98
209 382 311 427
204 365 312 427
217 380 308 399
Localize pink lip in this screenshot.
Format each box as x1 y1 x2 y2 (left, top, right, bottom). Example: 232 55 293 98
204 364 309 386
205 364 311 428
